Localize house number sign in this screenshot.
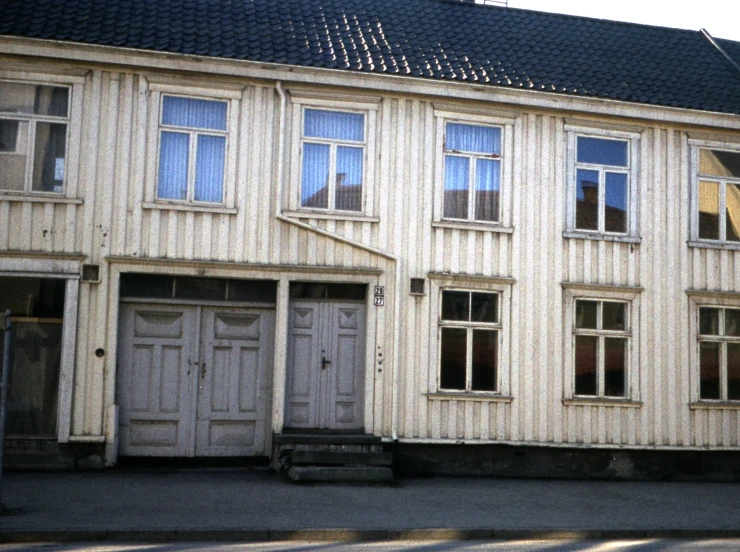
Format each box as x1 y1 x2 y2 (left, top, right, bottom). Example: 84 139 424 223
374 286 384 307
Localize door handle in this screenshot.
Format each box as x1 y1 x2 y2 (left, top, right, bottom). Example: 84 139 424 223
322 356 332 370
201 362 207 379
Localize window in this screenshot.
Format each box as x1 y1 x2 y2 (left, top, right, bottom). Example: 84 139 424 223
694 148 740 243
565 127 640 240
156 95 228 203
0 81 70 194
300 108 366 212
438 290 500 392
696 307 740 401
573 299 630 398
443 123 502 222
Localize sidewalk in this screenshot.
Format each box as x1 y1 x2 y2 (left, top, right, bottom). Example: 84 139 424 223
1 468 740 542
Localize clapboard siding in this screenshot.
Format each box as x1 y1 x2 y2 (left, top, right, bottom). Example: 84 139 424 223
3 58 740 449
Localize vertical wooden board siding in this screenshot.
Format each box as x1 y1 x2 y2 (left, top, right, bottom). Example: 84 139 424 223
112 73 134 258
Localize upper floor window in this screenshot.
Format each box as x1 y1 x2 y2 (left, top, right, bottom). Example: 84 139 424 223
156 95 228 204
565 127 640 241
697 306 740 401
694 148 740 243
443 123 502 223
300 108 365 212
0 81 70 194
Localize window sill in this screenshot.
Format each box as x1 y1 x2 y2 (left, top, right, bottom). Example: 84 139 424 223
690 401 740 410
687 240 740 251
563 231 641 244
0 192 83 205
427 392 513 403
142 202 237 215
563 398 642 408
282 209 380 223
433 221 514 233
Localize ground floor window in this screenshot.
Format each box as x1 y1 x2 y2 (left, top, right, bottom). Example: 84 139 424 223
0 277 65 437
697 306 740 401
438 290 500 392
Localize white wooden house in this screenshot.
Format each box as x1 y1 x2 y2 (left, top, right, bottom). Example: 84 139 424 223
2 0 740 477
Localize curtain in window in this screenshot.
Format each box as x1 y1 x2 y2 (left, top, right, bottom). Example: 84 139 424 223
32 122 66 193
158 131 189 200
335 146 363 211
475 158 500 221
444 155 469 219
162 96 227 131
304 109 364 141
446 123 500 154
194 135 225 202
302 143 330 208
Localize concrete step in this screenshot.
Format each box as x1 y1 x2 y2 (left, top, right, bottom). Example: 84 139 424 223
288 466 394 483
290 450 393 466
274 433 382 446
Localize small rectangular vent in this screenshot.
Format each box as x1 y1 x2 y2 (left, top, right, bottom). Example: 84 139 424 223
81 264 101 283
410 278 426 296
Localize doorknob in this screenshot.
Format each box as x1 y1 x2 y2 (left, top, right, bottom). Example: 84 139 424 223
321 356 332 370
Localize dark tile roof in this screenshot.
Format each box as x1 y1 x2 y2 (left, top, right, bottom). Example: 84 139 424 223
2 0 740 115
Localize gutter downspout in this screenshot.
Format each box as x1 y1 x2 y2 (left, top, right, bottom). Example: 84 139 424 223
701 29 740 76
274 81 403 441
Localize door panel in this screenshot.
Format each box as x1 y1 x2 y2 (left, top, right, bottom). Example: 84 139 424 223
285 301 365 430
195 307 275 456
117 305 196 456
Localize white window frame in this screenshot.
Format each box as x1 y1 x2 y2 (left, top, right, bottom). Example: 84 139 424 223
564 125 641 242
688 140 740 248
562 284 642 404
428 274 513 398
688 291 740 404
144 82 241 211
433 109 515 231
0 73 85 201
287 91 379 219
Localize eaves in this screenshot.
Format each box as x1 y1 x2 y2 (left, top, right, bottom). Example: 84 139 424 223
2 35 740 131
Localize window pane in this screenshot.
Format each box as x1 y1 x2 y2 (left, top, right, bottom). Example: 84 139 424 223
228 280 278 303
335 146 363 211
728 343 740 401
162 96 227 131
301 143 329 208
0 120 27 191
194 134 225 203
699 341 721 400
577 136 628 167
471 292 497 323
120 274 173 298
32 122 66 192
576 169 599 230
699 149 740 178
326 284 366 300
726 309 740 337
475 158 500 221
446 123 500 155
472 329 497 391
604 337 626 397
575 335 598 395
444 155 469 219
0 83 68 117
440 327 467 390
441 291 470 321
726 184 740 242
602 302 626 331
575 300 598 329
605 172 627 233
698 180 720 240
304 109 364 142
157 131 189 200
699 307 720 335
175 277 227 300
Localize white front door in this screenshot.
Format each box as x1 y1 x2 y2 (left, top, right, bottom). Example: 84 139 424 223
284 301 366 430
117 304 274 456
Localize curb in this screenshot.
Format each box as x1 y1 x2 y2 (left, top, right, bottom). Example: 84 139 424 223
3 529 740 543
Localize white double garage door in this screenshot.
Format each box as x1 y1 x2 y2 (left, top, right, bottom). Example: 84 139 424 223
116 299 367 457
